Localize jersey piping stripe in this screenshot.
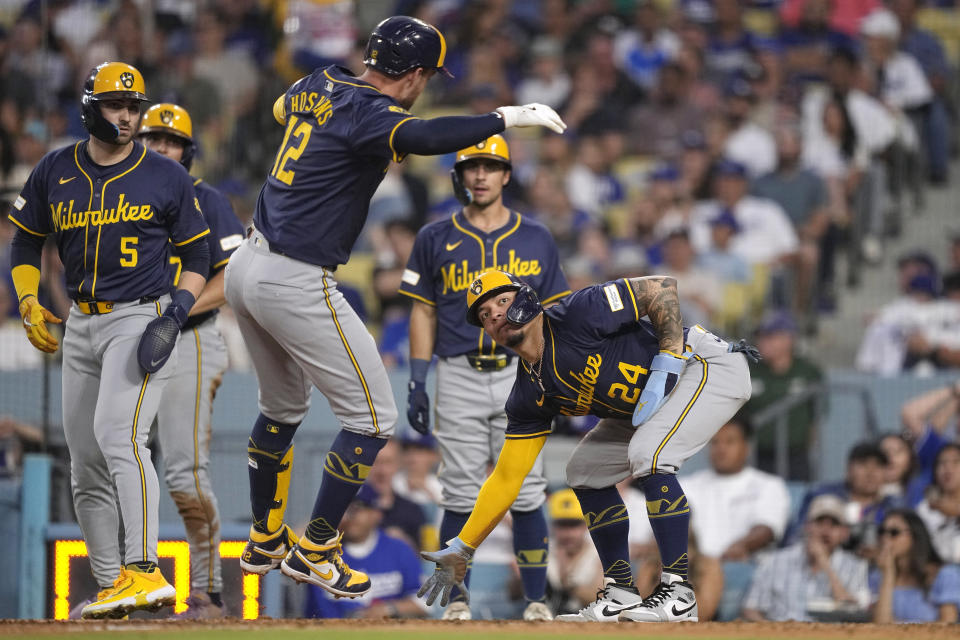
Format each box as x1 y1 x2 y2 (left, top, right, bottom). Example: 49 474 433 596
73 142 95 296
173 228 211 247
193 178 203 186
504 430 551 440
131 370 152 562
623 278 640 321
397 289 435 306
450 213 489 355
7 214 46 236
321 270 379 434
388 117 418 163
212 257 231 270
92 146 147 298
323 69 382 93
545 318 631 416
650 354 707 473
426 23 447 67
190 327 216 591
541 289 572 305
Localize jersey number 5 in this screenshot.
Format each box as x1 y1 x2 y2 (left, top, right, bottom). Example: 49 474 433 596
270 115 312 186
607 361 648 404
120 236 138 268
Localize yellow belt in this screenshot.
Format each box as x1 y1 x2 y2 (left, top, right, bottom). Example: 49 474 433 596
76 300 115 315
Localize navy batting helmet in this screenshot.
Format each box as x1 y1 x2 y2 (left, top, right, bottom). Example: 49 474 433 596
466 270 542 327
363 16 452 78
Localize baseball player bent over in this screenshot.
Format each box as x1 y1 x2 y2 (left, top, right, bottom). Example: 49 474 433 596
418 270 758 622
8 63 210 619
399 135 570 620
138 103 245 617
223 15 566 599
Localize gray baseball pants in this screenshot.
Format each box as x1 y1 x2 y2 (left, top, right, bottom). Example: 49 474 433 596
435 356 547 512
223 232 397 437
62 295 174 587
155 317 228 594
566 326 752 488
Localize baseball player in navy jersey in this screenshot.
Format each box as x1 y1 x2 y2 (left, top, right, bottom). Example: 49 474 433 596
398 134 569 621
418 270 759 623
7 62 210 619
222 15 566 599
138 103 244 617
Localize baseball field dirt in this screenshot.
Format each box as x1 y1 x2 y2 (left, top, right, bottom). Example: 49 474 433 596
1 619 958 640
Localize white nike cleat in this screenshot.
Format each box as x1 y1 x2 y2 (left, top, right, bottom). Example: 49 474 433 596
441 601 472 620
555 578 644 622
620 572 699 623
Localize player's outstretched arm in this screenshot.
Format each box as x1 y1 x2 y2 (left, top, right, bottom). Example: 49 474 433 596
392 105 566 158
417 435 546 606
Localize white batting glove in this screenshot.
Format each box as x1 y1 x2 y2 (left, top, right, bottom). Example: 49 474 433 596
496 103 567 134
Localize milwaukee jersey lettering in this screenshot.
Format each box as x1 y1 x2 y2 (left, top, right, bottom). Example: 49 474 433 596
505 279 695 438
254 65 419 268
9 141 208 301
399 210 570 357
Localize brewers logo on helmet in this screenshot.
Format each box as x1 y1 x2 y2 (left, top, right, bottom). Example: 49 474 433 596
466 269 542 327
80 62 150 143
363 16 452 78
139 103 197 170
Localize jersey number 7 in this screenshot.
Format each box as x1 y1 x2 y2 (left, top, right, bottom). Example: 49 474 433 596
270 115 312 186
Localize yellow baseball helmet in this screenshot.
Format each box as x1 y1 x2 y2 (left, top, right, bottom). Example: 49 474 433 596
454 134 511 169
465 269 541 327
139 103 196 170
80 62 149 142
548 489 585 523
140 103 193 140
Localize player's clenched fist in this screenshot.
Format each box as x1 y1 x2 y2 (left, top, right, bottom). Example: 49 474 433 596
496 103 567 134
19 295 62 353
632 350 688 427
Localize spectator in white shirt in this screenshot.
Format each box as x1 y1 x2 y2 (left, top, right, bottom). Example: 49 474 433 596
683 414 792 561
690 159 799 269
516 37 571 109
722 77 777 178
742 494 871 621
657 227 723 327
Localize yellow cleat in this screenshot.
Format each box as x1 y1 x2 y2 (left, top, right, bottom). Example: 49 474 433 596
80 567 176 619
240 524 299 575
280 532 371 598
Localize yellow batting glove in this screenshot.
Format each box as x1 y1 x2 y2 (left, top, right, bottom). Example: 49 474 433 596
19 296 62 353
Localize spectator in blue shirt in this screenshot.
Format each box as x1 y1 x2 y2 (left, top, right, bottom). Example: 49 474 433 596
871 508 960 622
304 484 427 619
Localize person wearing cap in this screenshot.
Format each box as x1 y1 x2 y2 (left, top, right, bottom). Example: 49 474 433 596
721 74 776 179
398 133 570 621
657 227 722 327
697 207 750 285
544 489 603 616
691 158 798 272
392 431 442 511
742 493 869 621
304 484 427 620
789 442 899 550
224 15 567 601
743 309 823 480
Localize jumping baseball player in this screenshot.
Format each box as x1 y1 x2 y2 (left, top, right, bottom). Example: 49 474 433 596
398 134 570 621
418 270 758 623
223 15 566 599
138 103 244 617
7 62 210 619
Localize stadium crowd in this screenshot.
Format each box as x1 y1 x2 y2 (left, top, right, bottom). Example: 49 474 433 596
1 0 960 623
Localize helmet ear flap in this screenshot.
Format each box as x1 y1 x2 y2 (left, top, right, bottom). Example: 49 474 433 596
450 168 472 206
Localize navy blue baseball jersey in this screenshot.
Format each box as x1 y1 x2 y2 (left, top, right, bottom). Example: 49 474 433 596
254 65 420 268
168 179 244 283
505 279 695 439
398 210 571 357
9 141 209 302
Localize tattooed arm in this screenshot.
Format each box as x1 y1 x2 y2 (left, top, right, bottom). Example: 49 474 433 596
627 276 684 354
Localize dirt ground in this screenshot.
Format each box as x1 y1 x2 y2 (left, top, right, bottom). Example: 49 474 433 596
1 619 958 640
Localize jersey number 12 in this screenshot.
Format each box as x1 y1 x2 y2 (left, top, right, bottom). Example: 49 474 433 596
270 115 312 186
